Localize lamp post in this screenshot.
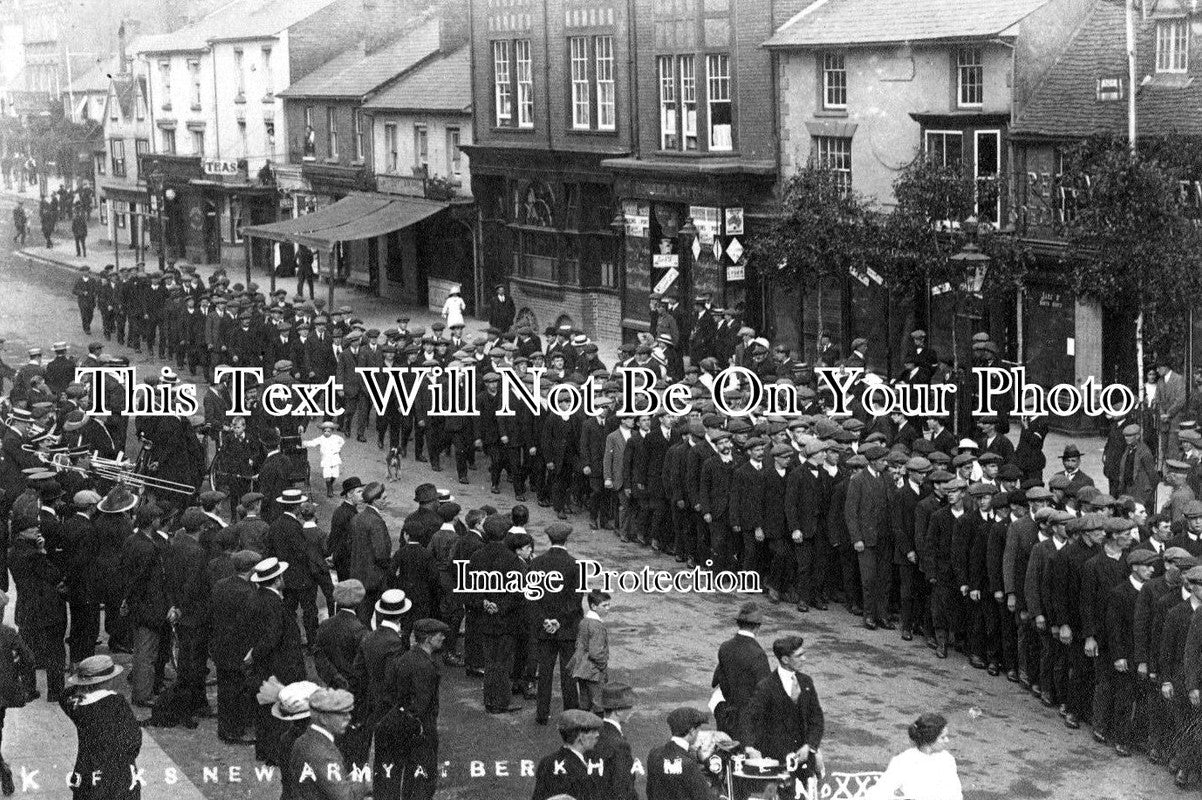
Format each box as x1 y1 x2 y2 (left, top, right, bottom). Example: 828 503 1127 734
148 161 166 269
610 210 627 335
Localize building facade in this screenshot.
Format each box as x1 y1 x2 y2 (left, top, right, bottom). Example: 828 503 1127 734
765 0 1091 373
135 0 364 267
96 71 151 258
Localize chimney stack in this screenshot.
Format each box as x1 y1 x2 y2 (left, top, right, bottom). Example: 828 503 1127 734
117 22 128 74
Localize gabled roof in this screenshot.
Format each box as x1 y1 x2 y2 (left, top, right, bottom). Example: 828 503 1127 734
363 45 469 112
108 75 147 121
1012 0 1202 139
764 0 1052 47
278 17 441 99
135 0 337 53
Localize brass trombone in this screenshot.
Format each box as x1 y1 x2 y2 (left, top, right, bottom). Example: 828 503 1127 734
88 454 198 497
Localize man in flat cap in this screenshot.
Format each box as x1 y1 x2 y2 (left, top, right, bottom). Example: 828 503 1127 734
844 443 894 630
1104 548 1158 756
209 550 262 744
288 688 366 800
1115 423 1158 513
378 618 450 800
1049 514 1107 730
532 709 604 800
904 329 937 383
529 521 583 724
711 601 771 737
645 706 714 800
313 580 367 692
1170 499 1202 556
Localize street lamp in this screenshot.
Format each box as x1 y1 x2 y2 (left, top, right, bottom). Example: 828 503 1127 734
148 161 168 269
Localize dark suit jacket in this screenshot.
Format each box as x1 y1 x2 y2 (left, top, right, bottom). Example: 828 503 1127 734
258 452 294 523
742 670 824 762
531 746 606 800
529 547 583 641
267 513 314 590
593 720 638 800
289 726 367 800
711 633 771 734
164 532 210 627
209 574 259 668
645 739 715 800
249 587 307 683
348 505 391 594
844 467 892 548
313 610 367 690
383 645 440 734
353 624 408 724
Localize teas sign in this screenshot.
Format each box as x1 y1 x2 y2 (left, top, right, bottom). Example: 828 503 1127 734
203 159 240 177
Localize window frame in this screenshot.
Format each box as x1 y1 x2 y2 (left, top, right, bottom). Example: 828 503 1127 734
569 36 591 130
680 54 697 150
233 48 245 100
161 128 176 155
190 128 204 157
705 53 733 152
303 106 316 159
956 47 984 108
446 126 462 179
924 129 964 168
94 151 106 176
595 35 616 131
492 40 513 126
159 61 172 110
414 124 428 175
384 122 398 173
1156 19 1190 73
237 120 248 157
353 110 364 162
261 46 274 96
515 40 534 129
109 138 126 177
812 135 852 194
657 55 678 150
974 128 1001 226
187 59 201 110
326 107 338 160
821 51 847 110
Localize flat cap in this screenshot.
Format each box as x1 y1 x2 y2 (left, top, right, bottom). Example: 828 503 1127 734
1185 500 1202 518
905 456 932 472
559 709 602 733
1122 423 1142 436
413 618 451 635
861 443 889 461
1025 486 1053 501
968 482 998 496
667 707 709 736
944 477 968 491
308 688 354 713
1164 547 1194 562
1167 459 1192 473
1126 549 1160 566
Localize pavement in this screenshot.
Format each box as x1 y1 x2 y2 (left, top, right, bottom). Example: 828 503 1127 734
0 187 1171 800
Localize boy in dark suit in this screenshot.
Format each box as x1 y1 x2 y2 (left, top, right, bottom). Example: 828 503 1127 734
742 635 825 785
645 706 716 800
532 709 605 800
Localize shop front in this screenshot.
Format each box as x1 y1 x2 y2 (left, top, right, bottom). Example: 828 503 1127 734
602 158 776 344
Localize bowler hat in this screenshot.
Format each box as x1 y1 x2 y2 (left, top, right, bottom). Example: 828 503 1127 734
600 682 636 711
341 477 364 496
414 483 439 503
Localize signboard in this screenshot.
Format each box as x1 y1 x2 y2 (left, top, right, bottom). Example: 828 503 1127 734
203 159 240 177
864 266 883 285
690 206 720 245
653 267 680 295
653 254 679 270
725 207 744 235
623 200 649 238
726 264 745 282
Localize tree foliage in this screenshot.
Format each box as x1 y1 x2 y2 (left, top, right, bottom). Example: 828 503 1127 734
749 165 880 295
1060 136 1202 362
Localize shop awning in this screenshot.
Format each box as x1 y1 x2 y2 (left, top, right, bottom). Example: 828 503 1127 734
241 191 448 250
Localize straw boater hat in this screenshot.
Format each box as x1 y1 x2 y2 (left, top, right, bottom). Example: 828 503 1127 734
251 557 288 584
375 589 412 617
97 485 138 514
67 655 123 687
277 489 307 505
271 681 321 721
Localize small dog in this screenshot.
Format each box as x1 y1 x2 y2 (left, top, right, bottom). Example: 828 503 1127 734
387 448 402 481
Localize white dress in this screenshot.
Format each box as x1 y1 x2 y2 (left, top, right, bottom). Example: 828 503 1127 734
442 294 466 328
304 433 346 479
866 748 963 800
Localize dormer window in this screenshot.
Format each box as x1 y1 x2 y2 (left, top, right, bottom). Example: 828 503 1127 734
1156 19 1189 73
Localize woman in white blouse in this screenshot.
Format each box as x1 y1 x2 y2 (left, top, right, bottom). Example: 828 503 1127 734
867 713 963 800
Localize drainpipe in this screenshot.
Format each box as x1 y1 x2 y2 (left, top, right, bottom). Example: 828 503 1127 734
541 0 552 151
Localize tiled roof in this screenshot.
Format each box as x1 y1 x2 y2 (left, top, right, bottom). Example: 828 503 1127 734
764 0 1052 47
1013 0 1202 139
278 17 441 99
363 45 469 111
135 0 337 52
65 58 115 95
